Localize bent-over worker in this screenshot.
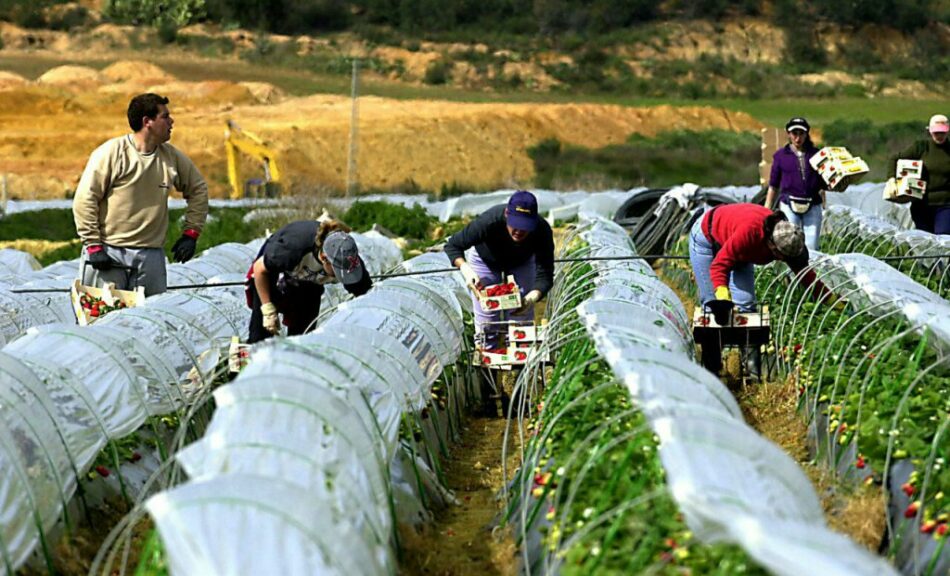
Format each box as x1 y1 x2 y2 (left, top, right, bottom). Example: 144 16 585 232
246 220 372 343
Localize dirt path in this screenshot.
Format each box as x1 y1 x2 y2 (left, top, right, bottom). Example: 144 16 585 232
399 415 520 575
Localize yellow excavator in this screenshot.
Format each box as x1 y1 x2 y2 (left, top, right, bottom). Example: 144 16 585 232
225 119 281 199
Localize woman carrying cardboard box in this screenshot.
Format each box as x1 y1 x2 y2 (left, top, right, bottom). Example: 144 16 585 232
764 117 826 250
888 114 950 234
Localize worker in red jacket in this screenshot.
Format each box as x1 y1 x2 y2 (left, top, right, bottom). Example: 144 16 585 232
688 203 826 375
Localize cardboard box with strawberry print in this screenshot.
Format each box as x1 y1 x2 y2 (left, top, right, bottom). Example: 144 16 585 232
477 275 522 312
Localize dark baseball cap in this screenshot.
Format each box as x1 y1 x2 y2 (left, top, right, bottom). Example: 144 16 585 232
322 231 364 284
506 190 539 232
785 117 810 133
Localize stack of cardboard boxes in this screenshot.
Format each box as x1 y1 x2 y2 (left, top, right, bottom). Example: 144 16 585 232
809 147 870 191
883 159 927 203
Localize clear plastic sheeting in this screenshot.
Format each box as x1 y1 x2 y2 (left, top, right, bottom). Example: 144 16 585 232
393 253 471 314
825 181 912 228
147 246 464 576
813 253 950 351
573 214 897 576
147 474 390 576
0 249 40 277
0 243 257 572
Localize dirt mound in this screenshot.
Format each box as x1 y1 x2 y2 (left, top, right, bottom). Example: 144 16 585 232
238 82 285 104
372 46 441 80
100 60 176 84
0 71 28 90
36 65 104 87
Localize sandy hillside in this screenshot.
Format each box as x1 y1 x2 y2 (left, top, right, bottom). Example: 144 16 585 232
0 60 763 199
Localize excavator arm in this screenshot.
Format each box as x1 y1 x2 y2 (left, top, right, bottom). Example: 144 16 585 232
225 119 281 199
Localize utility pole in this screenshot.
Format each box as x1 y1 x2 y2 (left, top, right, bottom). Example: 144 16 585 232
346 58 361 198
0 174 7 220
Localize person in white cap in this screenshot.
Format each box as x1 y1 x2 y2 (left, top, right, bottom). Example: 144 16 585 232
888 114 950 234
245 220 372 342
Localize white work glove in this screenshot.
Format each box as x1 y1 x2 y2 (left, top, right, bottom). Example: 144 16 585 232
261 302 280 334
458 261 483 291
516 290 541 313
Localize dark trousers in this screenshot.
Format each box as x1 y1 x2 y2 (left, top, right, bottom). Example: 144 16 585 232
247 280 324 343
910 200 950 234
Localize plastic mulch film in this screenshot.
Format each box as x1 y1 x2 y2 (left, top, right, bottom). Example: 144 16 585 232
142 291 249 344
370 278 464 355
146 246 462 576
322 291 446 384
811 252 950 351
354 230 404 274
572 214 898 576
0 353 92 571
0 287 69 347
396 252 472 314
0 249 41 278
147 474 390 576
5 326 154 438
300 326 430 413
823 206 949 295
825 181 911 228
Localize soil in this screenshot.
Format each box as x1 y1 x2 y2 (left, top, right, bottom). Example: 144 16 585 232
399 414 521 576
0 53 763 200
0 22 772 200
659 264 886 551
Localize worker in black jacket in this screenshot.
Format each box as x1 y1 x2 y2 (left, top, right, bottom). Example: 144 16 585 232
444 190 555 349
245 220 372 343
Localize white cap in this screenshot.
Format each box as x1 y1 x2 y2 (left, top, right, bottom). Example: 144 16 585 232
929 114 949 134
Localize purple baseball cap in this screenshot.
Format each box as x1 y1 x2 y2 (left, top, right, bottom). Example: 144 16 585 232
506 190 539 232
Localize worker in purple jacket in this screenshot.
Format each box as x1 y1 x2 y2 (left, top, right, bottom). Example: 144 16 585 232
444 190 554 350
764 117 827 250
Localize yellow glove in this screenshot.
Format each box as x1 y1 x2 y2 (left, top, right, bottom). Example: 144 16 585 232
714 286 732 302
261 302 280 334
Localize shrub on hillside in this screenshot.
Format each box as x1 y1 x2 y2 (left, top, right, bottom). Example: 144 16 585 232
343 201 433 238
423 59 452 85
105 0 206 27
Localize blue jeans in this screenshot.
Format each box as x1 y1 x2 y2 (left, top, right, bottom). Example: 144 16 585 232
779 201 822 251
689 217 756 312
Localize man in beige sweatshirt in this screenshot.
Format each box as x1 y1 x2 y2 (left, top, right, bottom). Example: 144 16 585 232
73 93 208 296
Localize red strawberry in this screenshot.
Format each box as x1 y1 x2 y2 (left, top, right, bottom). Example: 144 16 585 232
487 300 499 309
937 524 948 537
902 483 915 497
482 356 492 365
95 465 110 477
856 456 865 469
921 520 937 534
904 501 921 518
515 351 527 361
515 330 526 339
89 308 100 318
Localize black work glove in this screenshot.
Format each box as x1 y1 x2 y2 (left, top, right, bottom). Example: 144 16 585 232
172 235 198 263
87 247 114 271
707 299 734 326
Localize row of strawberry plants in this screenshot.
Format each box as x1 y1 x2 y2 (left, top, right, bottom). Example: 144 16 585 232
505 216 892 576
821 206 949 300
756 252 950 575
117 252 473 576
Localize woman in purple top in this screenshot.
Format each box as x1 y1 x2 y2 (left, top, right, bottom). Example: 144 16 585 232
764 117 826 250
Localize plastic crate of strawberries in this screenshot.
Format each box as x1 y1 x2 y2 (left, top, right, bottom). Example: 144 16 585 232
477 275 522 311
